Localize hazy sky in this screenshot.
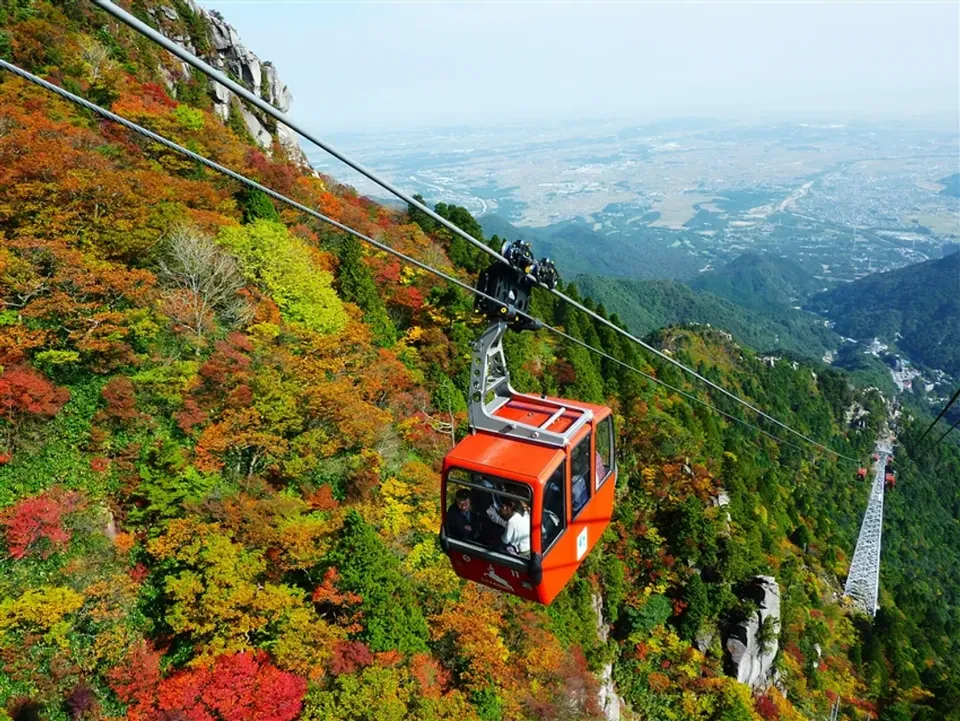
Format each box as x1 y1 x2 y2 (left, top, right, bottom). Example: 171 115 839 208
200 1 960 132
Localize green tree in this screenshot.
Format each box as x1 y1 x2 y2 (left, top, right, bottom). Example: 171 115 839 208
335 234 396 346
237 187 281 224
677 573 709 641
322 511 429 654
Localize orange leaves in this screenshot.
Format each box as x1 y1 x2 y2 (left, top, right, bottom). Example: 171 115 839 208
1 234 157 373
108 641 163 707
0 78 230 258
0 364 70 422
311 568 364 635
409 652 452 700
430 587 511 692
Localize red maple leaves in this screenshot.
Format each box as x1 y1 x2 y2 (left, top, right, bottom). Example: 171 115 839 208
114 649 307 721
0 364 70 421
0 487 85 559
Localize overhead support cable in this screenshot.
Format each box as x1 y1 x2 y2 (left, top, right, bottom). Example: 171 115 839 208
909 386 960 457
931 418 960 450
918 418 960 462
0 57 841 464
88 0 860 463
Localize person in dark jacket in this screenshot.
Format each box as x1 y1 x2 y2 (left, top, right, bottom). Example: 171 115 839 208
447 489 479 542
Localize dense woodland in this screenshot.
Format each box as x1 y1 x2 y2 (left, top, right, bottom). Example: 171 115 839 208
808 252 960 377
1 2 959 720
574 275 840 360
687 254 824 315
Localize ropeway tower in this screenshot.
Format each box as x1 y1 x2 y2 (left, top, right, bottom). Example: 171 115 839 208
844 450 889 615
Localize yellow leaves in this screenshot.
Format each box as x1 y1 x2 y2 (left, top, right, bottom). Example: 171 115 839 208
275 513 338 571
0 586 83 634
403 540 461 600
248 322 281 343
147 517 221 563
642 466 658 481
147 512 348 666
270 604 343 680
404 325 425 343
400 265 419 285
376 476 417 536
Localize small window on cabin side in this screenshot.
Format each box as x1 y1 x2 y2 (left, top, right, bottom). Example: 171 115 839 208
541 462 565 552
571 433 591 516
595 416 614 490
445 469 532 558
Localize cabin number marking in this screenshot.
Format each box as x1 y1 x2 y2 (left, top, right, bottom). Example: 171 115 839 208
576 528 588 560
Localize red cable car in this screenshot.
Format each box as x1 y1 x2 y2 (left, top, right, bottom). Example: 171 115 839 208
884 461 896 489
440 242 616 605
856 467 867 480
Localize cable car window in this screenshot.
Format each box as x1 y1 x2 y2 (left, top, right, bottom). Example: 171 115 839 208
595 416 614 490
541 462 566 552
446 469 532 558
571 433 592 516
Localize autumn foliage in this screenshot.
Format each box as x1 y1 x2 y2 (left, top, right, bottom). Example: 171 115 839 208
0 1 924 720
122 651 307 721
0 487 84 559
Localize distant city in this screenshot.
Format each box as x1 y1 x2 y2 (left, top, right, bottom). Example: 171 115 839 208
309 119 959 284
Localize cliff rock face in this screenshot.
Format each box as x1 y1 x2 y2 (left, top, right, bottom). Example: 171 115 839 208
724 575 781 691
592 592 622 721
147 1 308 164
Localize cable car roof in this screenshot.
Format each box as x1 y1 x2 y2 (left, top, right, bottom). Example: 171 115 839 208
493 393 610 434
445 432 566 485
447 394 611 485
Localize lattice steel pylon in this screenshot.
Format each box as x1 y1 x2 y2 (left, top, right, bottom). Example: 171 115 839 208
844 448 889 616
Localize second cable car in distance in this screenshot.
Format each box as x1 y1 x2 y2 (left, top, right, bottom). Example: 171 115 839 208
439 241 617 605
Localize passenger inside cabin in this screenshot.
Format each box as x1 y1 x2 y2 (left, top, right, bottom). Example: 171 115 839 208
499 498 531 556
468 476 506 545
446 489 478 542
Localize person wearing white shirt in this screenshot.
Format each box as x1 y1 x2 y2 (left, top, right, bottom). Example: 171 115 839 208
499 499 531 556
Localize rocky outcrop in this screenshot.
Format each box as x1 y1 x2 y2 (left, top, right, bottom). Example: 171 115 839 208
147 1 308 164
591 592 622 721
724 575 781 691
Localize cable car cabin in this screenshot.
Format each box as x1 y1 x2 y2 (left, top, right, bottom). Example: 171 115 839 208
440 240 616 604
441 394 616 604
872 453 880 462
856 467 867 480
885 471 896 489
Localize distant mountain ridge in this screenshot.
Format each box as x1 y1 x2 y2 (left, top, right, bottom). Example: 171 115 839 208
688 252 824 312
808 251 960 375
478 214 704 281
574 274 840 358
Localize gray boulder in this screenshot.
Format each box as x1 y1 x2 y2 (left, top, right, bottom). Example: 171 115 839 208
591 592 622 721
149 1 309 163
724 575 781 691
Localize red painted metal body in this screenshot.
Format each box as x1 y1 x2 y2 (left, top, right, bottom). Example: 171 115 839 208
441 393 616 605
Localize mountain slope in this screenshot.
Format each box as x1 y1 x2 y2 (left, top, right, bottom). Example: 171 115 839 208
688 252 824 311
0 4 958 721
808 251 960 375
575 275 840 358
